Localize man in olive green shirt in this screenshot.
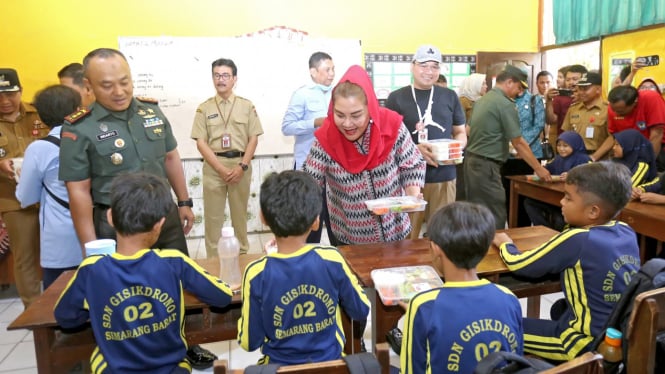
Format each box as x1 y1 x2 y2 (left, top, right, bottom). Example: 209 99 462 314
59 48 193 254
465 65 551 229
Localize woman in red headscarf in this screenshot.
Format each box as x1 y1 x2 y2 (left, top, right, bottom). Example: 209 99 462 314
303 65 425 245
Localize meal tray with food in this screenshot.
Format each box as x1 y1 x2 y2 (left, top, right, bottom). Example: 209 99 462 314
371 265 444 306
364 196 427 215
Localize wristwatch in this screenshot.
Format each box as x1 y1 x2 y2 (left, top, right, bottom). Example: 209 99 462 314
177 198 193 208
239 162 249 171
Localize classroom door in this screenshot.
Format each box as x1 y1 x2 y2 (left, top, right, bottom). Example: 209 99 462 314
476 52 542 92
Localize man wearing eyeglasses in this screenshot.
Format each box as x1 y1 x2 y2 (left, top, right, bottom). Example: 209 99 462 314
191 58 263 257
385 45 466 239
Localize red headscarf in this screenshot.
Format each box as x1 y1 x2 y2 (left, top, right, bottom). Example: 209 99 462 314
314 65 402 173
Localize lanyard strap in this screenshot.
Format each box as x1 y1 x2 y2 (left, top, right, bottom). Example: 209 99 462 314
411 85 446 134
411 85 433 124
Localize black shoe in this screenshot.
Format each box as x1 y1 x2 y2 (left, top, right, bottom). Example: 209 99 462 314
186 345 217 370
386 327 403 355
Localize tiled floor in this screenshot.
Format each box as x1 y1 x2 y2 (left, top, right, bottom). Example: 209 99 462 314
0 230 560 373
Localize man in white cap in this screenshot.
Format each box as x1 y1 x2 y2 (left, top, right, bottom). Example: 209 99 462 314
465 65 551 229
0 68 50 307
385 45 466 239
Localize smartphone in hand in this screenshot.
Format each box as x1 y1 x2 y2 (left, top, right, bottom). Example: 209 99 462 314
558 88 573 97
636 55 660 66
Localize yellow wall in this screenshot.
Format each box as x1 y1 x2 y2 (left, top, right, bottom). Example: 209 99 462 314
7 0 539 98
602 27 665 94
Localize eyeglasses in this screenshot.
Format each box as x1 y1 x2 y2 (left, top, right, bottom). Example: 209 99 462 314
416 62 441 71
213 73 233 81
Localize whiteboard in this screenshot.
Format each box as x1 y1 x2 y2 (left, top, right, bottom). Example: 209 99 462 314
118 36 361 159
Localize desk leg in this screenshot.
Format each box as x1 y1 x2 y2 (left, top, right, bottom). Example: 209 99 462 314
526 296 541 319
372 289 404 354
33 328 56 374
509 180 518 228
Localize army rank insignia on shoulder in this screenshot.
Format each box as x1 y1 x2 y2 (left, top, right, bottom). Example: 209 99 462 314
136 96 159 104
64 108 91 124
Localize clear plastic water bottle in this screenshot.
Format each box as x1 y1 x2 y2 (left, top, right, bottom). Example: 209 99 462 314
218 227 241 288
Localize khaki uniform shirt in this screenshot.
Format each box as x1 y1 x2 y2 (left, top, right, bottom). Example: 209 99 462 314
561 97 609 152
59 98 177 205
0 103 48 211
190 93 263 153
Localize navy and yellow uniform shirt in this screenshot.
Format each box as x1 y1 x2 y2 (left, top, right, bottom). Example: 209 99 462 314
59 98 177 205
237 245 370 365
54 249 233 374
499 221 640 360
400 279 523 374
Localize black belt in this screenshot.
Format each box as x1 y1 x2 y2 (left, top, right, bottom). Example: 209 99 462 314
94 203 110 210
214 151 245 158
466 152 504 166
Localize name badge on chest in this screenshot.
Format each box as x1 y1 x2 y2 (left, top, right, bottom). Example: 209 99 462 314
222 134 232 148
415 122 428 143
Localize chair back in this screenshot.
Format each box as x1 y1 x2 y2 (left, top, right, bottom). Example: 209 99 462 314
539 352 603 374
625 286 665 373
213 343 391 374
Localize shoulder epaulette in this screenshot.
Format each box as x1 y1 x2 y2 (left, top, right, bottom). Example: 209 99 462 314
136 96 159 104
64 108 91 124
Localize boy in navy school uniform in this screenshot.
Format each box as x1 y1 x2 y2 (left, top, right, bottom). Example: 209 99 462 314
401 201 524 374
237 170 370 364
494 161 641 362
54 172 234 373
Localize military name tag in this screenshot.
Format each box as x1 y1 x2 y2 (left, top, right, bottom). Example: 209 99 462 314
96 130 119 141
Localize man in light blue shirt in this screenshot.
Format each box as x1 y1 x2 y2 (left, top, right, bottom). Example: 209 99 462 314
282 52 335 243
281 52 335 170
16 85 83 289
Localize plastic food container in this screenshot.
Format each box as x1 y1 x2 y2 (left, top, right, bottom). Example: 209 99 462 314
428 139 464 163
371 265 444 306
364 196 427 215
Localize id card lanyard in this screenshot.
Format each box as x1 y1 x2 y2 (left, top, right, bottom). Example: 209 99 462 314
411 85 448 144
214 96 236 149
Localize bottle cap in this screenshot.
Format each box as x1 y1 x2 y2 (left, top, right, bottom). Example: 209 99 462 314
221 227 235 237
605 327 622 346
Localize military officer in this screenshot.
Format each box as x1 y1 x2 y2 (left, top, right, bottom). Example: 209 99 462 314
59 48 193 254
191 58 263 257
0 68 49 307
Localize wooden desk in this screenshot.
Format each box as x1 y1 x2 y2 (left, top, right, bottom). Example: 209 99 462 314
338 226 560 352
508 175 564 228
619 201 665 261
507 175 665 261
7 255 261 374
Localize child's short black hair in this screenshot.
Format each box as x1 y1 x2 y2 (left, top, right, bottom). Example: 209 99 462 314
565 161 632 218
260 170 321 238
428 202 495 269
33 85 81 128
110 172 173 236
